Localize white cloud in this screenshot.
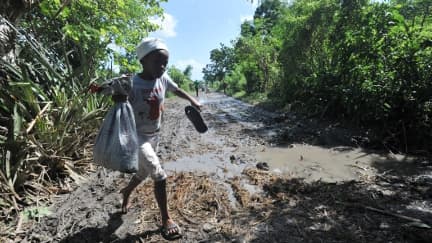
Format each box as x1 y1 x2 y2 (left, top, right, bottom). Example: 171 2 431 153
251 0 259 8
174 59 205 80
150 13 177 38
240 14 253 23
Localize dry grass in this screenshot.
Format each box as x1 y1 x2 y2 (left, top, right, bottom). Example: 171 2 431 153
134 172 232 226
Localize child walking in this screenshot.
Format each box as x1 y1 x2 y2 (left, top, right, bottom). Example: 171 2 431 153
117 38 201 240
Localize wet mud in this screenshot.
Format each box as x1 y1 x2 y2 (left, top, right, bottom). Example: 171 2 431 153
11 92 432 242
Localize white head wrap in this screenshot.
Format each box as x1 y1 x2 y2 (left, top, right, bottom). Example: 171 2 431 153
136 37 168 61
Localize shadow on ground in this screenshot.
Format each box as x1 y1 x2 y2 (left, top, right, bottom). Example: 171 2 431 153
239 176 432 243
60 212 161 243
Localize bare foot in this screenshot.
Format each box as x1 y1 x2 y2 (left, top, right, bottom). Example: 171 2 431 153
161 219 182 240
120 188 131 214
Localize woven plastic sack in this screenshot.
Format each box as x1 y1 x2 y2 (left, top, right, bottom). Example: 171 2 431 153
93 75 138 173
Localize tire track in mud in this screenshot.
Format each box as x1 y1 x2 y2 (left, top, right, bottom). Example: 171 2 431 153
201 93 279 140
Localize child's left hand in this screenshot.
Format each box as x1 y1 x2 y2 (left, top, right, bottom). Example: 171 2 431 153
192 102 202 111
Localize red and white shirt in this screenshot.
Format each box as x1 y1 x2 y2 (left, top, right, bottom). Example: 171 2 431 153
128 74 179 134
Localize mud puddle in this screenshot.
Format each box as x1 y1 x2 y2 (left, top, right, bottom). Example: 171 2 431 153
254 144 381 182
170 93 380 184
164 153 247 179
255 143 425 182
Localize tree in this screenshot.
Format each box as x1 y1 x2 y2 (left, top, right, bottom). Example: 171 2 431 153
0 0 42 57
202 43 235 84
168 65 193 90
254 0 285 30
22 0 166 80
183 65 193 79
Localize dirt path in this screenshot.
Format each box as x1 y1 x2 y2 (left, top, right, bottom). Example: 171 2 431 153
17 92 432 242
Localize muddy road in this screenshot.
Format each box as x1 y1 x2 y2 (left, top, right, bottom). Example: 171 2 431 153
18 92 432 242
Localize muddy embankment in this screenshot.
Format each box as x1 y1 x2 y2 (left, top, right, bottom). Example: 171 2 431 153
12 92 432 242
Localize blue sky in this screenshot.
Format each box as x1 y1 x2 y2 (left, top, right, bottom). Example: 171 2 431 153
149 0 257 80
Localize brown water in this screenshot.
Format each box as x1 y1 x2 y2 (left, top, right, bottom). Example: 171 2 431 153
255 144 394 182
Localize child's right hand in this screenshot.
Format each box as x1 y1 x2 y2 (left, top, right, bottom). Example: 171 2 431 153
88 83 102 93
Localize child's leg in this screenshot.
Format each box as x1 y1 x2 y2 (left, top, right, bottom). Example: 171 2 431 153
148 135 181 237
120 136 152 213
154 179 169 221
154 179 181 237
120 175 142 213
130 134 181 237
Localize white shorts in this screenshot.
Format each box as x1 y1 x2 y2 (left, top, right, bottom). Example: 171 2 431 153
135 134 167 181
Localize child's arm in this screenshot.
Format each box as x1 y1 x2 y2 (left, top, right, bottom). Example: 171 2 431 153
173 88 202 110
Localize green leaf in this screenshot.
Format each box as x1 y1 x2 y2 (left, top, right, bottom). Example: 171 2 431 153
391 10 405 24
12 104 23 140
21 206 52 221
383 103 391 110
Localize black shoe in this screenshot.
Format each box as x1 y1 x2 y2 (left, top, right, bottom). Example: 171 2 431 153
185 105 208 133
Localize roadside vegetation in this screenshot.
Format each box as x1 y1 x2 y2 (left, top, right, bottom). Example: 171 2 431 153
204 0 432 153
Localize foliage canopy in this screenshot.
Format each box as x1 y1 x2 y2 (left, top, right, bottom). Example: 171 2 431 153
204 0 432 152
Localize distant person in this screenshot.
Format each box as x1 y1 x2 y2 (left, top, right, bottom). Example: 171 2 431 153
116 38 202 240
193 80 200 97
222 81 227 94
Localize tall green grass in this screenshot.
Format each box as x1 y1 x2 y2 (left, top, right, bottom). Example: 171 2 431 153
0 20 108 225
